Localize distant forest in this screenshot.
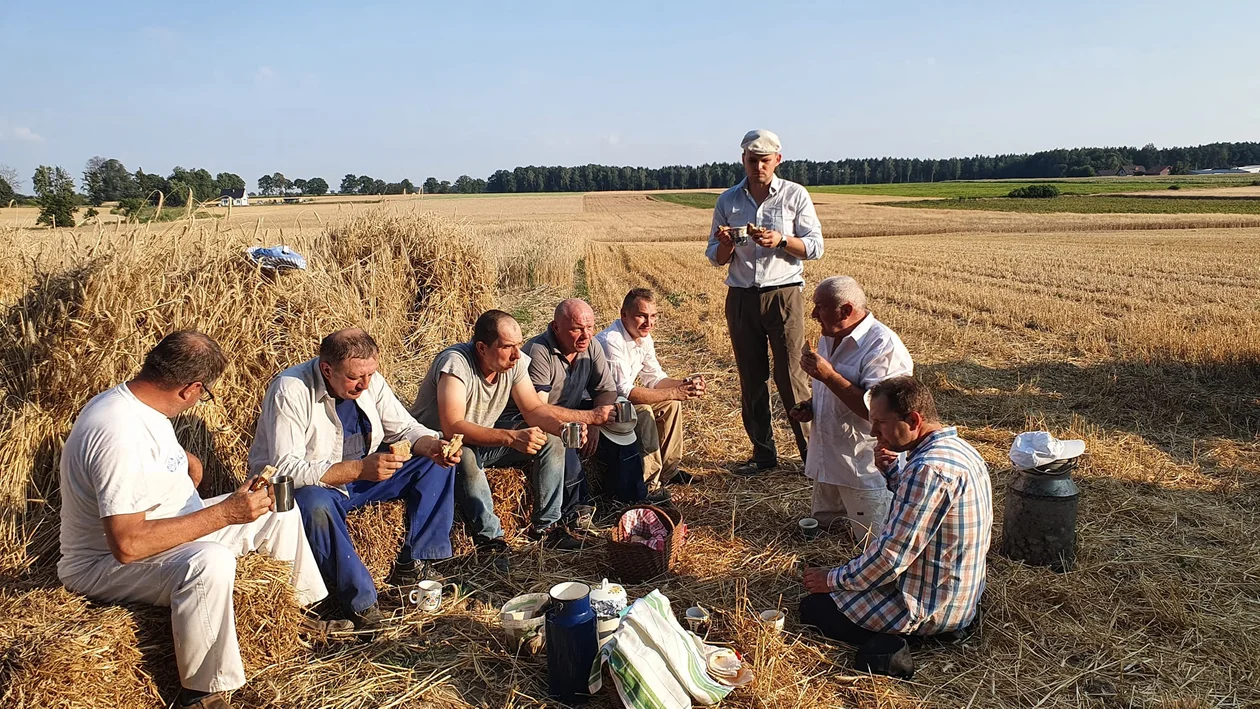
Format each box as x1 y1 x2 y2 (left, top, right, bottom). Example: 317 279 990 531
472 142 1260 194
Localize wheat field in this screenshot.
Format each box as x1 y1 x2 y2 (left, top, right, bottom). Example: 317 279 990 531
0 190 1257 708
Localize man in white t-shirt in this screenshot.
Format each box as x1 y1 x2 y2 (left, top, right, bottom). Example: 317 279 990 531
57 331 327 709
596 288 706 488
789 277 913 541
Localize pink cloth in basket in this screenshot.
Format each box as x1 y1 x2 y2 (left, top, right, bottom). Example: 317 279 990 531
618 508 679 552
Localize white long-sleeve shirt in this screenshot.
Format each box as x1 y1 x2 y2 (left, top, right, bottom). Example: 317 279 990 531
595 318 668 398
248 358 439 494
805 314 913 490
706 176 824 288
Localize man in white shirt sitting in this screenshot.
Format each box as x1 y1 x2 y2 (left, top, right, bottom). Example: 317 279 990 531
58 331 328 709
789 277 913 541
249 328 460 631
596 288 705 488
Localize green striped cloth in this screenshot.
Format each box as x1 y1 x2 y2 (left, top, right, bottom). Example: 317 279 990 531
588 590 736 708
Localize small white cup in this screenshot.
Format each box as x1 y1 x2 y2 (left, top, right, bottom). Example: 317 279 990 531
759 609 785 635
409 579 447 612
685 606 710 634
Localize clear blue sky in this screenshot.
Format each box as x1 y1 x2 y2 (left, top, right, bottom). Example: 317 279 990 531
3 1 1258 189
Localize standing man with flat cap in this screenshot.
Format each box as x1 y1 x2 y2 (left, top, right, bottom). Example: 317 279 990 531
707 129 824 476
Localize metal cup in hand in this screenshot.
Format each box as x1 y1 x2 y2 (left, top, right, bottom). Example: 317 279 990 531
729 226 749 246
561 422 583 449
614 400 634 423
272 475 294 512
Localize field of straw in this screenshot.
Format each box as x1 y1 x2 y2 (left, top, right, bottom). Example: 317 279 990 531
0 190 1257 708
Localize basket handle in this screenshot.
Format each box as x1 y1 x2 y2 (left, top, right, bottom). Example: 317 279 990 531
618 503 677 534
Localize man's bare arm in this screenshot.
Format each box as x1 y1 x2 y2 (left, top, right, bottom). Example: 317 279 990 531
102 480 272 564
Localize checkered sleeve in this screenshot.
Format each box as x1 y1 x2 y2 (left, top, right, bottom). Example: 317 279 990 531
827 464 955 592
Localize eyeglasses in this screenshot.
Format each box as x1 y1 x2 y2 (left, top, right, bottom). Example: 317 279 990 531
198 382 216 404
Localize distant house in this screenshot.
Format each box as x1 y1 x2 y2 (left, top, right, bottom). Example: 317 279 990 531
1096 164 1170 177
219 188 248 207
1096 169 1120 177
1144 165 1172 176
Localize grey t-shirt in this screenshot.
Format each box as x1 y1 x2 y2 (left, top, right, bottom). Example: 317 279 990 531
411 342 531 431
514 328 618 410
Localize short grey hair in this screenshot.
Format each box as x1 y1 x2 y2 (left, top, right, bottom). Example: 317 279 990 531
814 276 867 311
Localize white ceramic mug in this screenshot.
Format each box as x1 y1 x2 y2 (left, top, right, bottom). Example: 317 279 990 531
685 606 710 634
409 580 457 611
759 609 785 634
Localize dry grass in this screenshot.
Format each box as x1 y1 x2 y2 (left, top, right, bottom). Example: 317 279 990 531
1 193 1258 708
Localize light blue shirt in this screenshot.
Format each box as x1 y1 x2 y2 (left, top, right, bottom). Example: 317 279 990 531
706 176 824 288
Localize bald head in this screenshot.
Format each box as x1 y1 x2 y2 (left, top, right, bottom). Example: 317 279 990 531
319 327 380 366
551 298 596 356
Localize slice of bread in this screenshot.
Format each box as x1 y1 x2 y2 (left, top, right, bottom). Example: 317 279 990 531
390 440 412 461
442 433 464 459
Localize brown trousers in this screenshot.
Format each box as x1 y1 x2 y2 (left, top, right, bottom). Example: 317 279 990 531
725 285 812 464
635 400 683 488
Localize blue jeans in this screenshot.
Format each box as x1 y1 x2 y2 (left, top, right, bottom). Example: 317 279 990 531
456 429 573 542
294 457 454 614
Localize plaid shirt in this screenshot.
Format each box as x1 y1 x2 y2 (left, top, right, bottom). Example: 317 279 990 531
826 427 992 634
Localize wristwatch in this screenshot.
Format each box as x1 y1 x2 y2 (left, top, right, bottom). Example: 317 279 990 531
776 234 789 249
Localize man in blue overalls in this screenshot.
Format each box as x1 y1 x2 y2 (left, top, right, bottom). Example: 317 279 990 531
249 328 460 630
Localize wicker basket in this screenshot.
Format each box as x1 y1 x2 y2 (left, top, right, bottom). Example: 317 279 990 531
606 504 686 584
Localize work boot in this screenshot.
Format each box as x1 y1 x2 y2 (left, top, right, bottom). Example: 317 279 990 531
346 604 384 631
667 470 695 485
733 459 777 477
177 689 230 708
385 559 436 587
528 526 584 551
476 537 512 573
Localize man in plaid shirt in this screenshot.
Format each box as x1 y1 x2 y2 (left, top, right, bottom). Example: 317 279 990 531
800 375 992 676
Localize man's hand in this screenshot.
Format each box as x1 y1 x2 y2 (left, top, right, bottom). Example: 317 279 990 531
590 405 615 426
750 225 784 248
788 400 814 423
220 478 274 525
803 566 834 594
510 426 549 455
874 448 898 474
360 452 405 482
714 225 733 247
687 375 707 397
416 436 462 467
581 427 600 456
800 342 836 382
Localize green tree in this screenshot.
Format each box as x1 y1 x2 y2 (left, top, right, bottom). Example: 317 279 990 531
0 175 13 205
0 164 20 194
134 169 171 205
356 175 376 194
214 172 246 192
83 157 139 205
399 178 415 194
33 165 78 227
422 177 440 194
340 174 358 194
258 174 275 196
292 178 308 194
271 172 290 195
305 177 329 195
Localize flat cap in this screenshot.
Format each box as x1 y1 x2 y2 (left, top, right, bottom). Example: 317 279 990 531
740 129 781 155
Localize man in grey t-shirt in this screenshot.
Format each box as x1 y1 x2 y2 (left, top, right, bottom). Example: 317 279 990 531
502 298 662 506
412 309 611 566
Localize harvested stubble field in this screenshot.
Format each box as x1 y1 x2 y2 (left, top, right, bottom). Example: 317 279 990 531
0 190 1258 709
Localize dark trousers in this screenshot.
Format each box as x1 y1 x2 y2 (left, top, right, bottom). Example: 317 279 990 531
799 593 978 647
725 285 812 464
599 435 648 504
294 457 454 614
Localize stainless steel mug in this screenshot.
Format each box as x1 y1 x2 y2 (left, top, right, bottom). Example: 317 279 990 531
729 225 749 246
272 474 294 512
561 422 582 448
614 400 634 423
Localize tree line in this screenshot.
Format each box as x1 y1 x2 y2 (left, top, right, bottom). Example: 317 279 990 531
6 140 1259 227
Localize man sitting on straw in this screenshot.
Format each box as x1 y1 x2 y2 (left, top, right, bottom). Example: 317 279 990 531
58 331 328 709
800 376 992 679
789 276 912 542
410 310 593 569
249 328 460 631
596 287 706 489
505 297 667 515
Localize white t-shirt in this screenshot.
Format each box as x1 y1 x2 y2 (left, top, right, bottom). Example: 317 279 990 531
58 383 202 578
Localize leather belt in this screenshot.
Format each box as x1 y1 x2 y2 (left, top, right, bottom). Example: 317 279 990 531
736 282 804 294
